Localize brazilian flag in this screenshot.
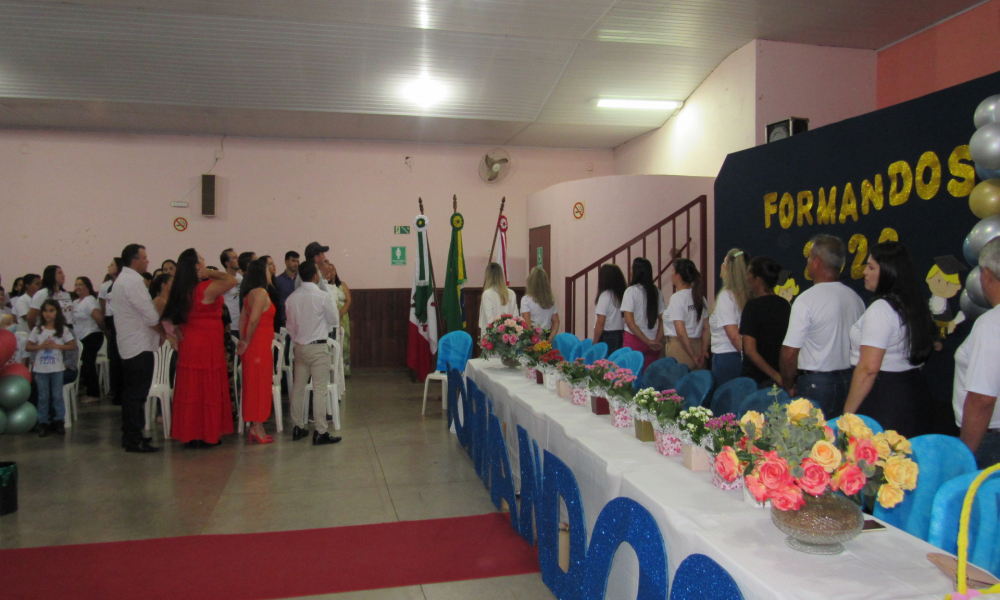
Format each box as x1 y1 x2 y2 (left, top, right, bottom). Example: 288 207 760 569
442 212 467 332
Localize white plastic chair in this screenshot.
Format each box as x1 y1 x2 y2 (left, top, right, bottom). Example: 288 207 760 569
280 328 295 392
95 335 109 399
62 339 82 428
144 343 175 437
302 339 341 431
421 372 448 416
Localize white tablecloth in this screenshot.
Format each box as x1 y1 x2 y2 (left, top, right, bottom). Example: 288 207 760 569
465 358 953 600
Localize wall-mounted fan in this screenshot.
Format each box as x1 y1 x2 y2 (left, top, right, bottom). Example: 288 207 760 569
479 148 510 184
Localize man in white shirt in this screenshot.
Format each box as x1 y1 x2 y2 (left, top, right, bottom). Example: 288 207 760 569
954 237 1000 468
220 248 242 337
294 241 331 292
780 234 865 418
14 274 40 333
111 244 163 453
286 259 342 446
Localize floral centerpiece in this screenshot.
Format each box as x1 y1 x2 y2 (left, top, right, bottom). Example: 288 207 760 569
558 358 591 404
714 399 919 554
677 406 714 471
585 359 618 414
645 389 686 456
523 340 552 382
538 348 564 390
480 314 536 368
603 367 637 427
704 413 743 490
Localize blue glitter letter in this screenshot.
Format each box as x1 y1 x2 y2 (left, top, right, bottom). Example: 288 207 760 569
446 367 467 446
517 425 537 544
538 450 587 600
488 413 519 532
581 498 667 600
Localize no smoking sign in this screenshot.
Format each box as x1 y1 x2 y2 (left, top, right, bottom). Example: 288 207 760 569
174 217 188 232
573 201 586 220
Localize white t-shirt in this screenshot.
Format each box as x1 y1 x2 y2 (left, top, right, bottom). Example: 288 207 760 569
953 305 1000 429
31 288 75 326
594 290 624 332
709 289 741 354
782 282 865 371
621 285 665 341
73 296 102 340
14 294 32 333
479 288 518 333
521 295 558 330
27 327 74 373
99 279 114 317
223 273 242 331
849 299 914 372
663 288 706 338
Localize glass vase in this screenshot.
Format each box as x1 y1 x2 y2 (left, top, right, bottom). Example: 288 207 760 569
770 491 864 555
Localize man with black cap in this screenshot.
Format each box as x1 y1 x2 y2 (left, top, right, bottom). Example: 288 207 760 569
295 241 331 292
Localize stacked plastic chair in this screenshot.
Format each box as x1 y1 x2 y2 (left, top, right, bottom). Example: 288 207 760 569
675 371 713 409
928 465 1000 584
422 330 473 415
737 386 790 417
581 342 608 365
710 377 757 416
553 333 580 362
642 358 683 392
607 347 632 363
617 350 645 390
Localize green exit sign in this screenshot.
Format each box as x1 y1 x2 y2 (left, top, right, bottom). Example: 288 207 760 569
394 226 411 234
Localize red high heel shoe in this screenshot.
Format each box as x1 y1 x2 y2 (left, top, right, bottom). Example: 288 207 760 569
248 430 274 444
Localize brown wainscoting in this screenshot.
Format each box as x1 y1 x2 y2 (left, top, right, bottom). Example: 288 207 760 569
349 287 525 369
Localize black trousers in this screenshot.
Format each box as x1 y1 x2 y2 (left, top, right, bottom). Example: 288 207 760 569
79 332 104 397
122 351 154 445
856 368 933 439
105 317 125 402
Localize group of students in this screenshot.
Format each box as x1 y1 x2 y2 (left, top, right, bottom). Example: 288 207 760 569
474 234 1000 469
2 240 352 452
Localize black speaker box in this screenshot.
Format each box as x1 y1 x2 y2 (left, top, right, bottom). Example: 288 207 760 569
202 174 216 217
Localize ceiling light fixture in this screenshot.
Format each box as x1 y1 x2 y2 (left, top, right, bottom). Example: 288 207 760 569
596 99 683 110
403 77 447 108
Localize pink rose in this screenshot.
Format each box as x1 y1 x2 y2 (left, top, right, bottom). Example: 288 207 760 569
848 438 880 467
797 458 832 496
831 463 866 496
824 426 835 442
758 452 794 490
497 325 505 332
769 484 806 511
531 335 540 344
745 474 768 502
484 342 493 350
535 327 542 334
715 446 741 483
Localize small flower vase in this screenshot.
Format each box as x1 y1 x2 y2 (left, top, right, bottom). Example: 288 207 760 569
535 369 544 385
634 419 656 442
590 393 610 415
501 356 520 369
682 443 711 471
770 492 864 555
557 380 572 398
571 386 588 406
743 479 769 509
710 463 744 491
611 406 633 428
654 430 682 456
545 370 558 391
525 366 537 380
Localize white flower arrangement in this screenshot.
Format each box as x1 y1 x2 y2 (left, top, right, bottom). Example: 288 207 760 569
676 406 714 447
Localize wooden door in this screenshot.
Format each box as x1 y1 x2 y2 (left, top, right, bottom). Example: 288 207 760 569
528 225 551 276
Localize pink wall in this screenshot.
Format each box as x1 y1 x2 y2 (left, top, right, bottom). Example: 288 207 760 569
526 174 715 336
0 131 613 290
877 0 1000 109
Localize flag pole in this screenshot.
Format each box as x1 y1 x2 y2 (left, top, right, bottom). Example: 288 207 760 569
418 197 445 338
486 196 506 266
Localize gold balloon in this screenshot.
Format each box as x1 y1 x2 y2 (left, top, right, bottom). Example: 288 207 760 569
970 178 1000 219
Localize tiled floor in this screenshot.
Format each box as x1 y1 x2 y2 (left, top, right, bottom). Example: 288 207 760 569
0 370 554 600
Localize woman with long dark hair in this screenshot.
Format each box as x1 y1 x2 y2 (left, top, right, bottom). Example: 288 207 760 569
843 242 937 437
328 262 352 376
162 248 238 448
593 263 627 353
663 258 708 369
72 276 105 399
150 273 173 315
26 265 73 329
237 257 276 444
10 277 25 299
740 257 792 387
621 257 664 370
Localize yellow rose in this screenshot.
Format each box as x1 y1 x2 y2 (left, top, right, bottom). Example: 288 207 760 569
837 413 873 440
812 410 827 429
872 433 892 461
883 430 912 455
809 440 843 472
741 411 765 437
883 454 919 491
877 483 905 509
786 398 814 423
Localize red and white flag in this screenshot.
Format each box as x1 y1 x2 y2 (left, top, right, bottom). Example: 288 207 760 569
496 214 509 285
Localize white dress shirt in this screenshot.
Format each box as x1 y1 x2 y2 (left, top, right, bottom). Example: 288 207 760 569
286 282 339 345
223 272 242 331
110 267 161 359
953 305 1000 429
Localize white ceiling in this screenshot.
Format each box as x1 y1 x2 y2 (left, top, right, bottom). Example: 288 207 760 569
0 0 982 148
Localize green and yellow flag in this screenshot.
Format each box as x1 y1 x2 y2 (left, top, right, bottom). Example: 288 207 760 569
442 212 467 332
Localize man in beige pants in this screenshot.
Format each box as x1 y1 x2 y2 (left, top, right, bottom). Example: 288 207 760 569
285 259 342 446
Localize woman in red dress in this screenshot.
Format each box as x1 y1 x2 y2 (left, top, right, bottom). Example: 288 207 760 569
162 248 238 449
237 257 276 444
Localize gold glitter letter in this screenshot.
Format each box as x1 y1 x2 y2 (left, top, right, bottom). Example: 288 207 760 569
915 151 941 200
948 145 975 198
839 182 859 224
797 191 814 226
888 160 913 206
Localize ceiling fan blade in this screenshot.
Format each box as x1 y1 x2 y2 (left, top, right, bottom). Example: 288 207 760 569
495 158 509 165
484 155 495 168
487 170 499 181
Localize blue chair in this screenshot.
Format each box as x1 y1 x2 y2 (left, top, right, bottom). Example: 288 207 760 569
553 333 579 361
642 358 677 392
928 469 1000 577
675 371 713 409
662 363 690 390
607 347 632 363
421 330 473 415
581 342 608 365
737 386 790 417
670 553 744 600
710 377 757 416
828 414 886 439
568 338 593 362
874 434 978 541
617 350 645 390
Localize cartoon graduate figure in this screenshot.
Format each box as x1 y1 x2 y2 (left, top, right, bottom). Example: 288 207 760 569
927 255 968 339
774 270 800 303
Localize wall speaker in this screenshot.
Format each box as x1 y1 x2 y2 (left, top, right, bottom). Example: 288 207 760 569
766 117 809 143
202 174 216 217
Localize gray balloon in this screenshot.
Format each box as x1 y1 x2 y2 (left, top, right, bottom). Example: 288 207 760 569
975 95 1000 129
966 267 991 308
968 215 1000 259
3 401 36 435
971 123 1000 170
0 408 6 435
961 289 991 321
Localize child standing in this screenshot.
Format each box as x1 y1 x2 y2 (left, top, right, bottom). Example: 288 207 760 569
26 298 76 437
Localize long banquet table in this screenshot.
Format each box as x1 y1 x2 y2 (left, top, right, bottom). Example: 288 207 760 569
464 358 955 600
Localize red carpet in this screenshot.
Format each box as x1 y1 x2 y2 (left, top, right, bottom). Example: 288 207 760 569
0 512 539 600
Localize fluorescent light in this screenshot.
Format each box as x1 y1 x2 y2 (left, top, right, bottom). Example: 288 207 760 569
417 5 430 28
403 77 447 108
596 99 683 110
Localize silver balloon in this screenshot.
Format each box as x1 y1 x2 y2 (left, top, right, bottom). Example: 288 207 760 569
966 267 991 308
967 215 1000 260
971 123 1000 170
964 235 978 267
0 408 6 435
961 289 991 321
975 95 1000 129
3 401 36 435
